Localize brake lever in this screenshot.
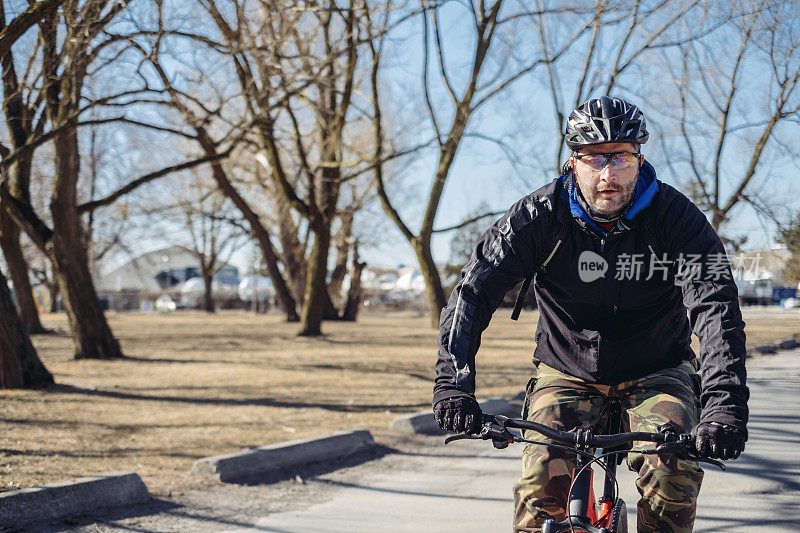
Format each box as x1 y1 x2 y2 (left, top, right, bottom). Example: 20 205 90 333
653 442 726 471
444 433 483 444
444 416 517 447
687 453 726 471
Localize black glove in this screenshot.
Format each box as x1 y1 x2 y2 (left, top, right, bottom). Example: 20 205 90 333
693 421 746 460
433 396 482 433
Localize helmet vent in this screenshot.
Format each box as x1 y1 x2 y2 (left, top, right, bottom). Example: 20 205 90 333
565 97 649 149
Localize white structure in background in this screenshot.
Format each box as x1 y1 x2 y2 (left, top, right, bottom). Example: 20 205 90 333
394 267 426 292
96 246 201 292
237 275 275 301
731 246 792 305
95 246 239 311
361 270 400 292
362 267 424 292
154 294 181 312
180 274 241 308
359 266 427 308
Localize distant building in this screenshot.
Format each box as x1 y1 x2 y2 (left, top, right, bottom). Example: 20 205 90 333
730 247 790 284
95 246 238 311
731 247 794 305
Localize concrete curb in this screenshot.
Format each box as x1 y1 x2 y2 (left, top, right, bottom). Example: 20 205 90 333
189 429 375 482
747 334 800 357
0 472 149 530
752 344 777 355
390 397 518 435
778 338 800 350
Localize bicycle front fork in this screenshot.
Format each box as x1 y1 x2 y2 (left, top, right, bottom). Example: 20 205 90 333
542 518 614 533
541 454 614 533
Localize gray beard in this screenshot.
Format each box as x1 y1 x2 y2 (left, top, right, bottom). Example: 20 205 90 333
575 181 635 222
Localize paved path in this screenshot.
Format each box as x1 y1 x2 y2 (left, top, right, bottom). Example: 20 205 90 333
224 349 800 533
223 439 517 533
687 352 800 532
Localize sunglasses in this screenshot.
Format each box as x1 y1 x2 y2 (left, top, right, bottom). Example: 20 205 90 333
573 151 641 171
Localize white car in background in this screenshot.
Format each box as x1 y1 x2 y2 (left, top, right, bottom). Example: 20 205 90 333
154 294 183 312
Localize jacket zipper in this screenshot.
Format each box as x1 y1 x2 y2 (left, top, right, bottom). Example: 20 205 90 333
600 236 621 314
600 237 606 307
599 237 606 357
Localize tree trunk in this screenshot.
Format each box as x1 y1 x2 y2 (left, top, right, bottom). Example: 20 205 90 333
201 268 215 313
297 144 341 334
323 288 340 320
298 225 332 336
50 230 122 358
328 209 353 309
413 237 447 328
0 209 46 333
50 127 122 359
47 281 58 312
341 241 365 322
195 130 299 321
255 230 299 321
0 267 53 388
0 89 45 332
276 195 307 305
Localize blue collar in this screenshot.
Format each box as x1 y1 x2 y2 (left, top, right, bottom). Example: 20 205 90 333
563 161 659 233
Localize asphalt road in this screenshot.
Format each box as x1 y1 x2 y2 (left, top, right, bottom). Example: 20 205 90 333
222 349 800 533
47 348 800 532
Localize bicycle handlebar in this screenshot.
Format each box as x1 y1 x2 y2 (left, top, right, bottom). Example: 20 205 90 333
499 415 674 448
444 413 725 470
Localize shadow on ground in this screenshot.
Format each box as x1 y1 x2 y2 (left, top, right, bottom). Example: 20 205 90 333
47 383 429 413
227 444 397 487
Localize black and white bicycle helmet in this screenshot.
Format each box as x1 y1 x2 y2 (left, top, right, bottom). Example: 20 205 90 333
565 96 649 149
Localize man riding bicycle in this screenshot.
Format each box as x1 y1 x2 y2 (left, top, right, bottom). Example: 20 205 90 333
432 96 749 533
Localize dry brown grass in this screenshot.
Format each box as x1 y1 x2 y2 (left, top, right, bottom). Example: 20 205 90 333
1 308 798 496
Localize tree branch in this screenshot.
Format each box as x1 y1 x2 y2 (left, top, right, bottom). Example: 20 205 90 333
0 0 63 58
433 210 506 233
78 148 234 213
421 5 442 146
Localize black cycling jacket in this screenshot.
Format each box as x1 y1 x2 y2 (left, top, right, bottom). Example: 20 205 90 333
434 164 749 431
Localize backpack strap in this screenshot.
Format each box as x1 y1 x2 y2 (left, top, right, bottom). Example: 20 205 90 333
511 178 567 321
510 277 533 321
640 200 664 258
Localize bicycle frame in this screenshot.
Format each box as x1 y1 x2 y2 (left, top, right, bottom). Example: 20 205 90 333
541 447 617 533
542 410 624 533
542 404 622 533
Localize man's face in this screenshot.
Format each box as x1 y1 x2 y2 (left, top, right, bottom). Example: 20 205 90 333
571 142 641 216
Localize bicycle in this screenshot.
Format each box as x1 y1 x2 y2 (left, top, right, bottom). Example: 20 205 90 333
445 411 726 533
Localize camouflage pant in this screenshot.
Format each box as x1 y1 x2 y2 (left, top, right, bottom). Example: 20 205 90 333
512 360 704 533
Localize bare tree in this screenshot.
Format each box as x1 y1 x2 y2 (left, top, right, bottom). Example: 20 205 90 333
659 1 800 231
328 181 375 320
778 211 800 286
0 265 52 388
340 237 365 321
129 30 301 321
0 0 51 333
371 1 589 326
122 1 420 335
196 0 395 335
170 173 245 313
1 1 236 357
28 248 58 312
0 0 67 387
210 0 357 336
